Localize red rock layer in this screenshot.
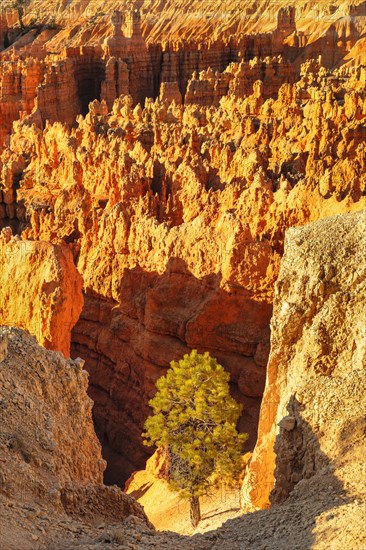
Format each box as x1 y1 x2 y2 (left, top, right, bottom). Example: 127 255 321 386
0 8 154 146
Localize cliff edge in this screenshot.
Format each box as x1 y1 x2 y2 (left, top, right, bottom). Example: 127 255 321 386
242 210 366 540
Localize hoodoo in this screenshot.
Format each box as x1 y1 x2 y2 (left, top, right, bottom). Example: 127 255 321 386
0 1 365 548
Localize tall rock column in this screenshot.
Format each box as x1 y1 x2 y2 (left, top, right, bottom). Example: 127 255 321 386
124 5 154 104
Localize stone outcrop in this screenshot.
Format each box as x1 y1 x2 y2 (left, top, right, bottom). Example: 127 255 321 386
0 56 44 145
0 326 150 543
0 9 19 51
0 0 365 493
241 210 366 510
103 8 153 106
0 230 83 357
0 57 364 482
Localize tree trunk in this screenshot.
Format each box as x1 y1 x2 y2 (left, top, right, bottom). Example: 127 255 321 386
189 495 201 527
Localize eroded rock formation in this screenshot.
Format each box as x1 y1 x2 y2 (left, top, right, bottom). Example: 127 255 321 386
0 0 365 490
0 230 83 356
0 2 365 153
1 210 365 547
241 210 366 511
0 5 154 144
0 327 149 527
0 55 364 482
121 211 366 544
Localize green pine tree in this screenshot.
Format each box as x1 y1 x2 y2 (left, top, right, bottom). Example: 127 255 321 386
143 350 248 527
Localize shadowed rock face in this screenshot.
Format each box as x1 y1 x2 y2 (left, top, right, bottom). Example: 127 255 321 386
241 210 366 510
71 262 270 483
122 211 365 543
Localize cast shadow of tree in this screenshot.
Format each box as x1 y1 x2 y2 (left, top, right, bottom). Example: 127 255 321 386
185 395 351 549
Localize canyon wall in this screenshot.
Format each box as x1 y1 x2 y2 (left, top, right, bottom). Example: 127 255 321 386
241 210 366 511
0 326 149 533
0 7 154 146
0 1 365 488
1 303 365 546
0 2 365 154
0 61 364 482
125 210 366 540
8 0 366 51
0 230 83 356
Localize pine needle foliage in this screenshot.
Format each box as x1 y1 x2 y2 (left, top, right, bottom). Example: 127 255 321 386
143 350 248 502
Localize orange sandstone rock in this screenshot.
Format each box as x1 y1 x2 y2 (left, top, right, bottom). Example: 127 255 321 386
0 231 83 356
0 1 364 485
0 58 364 480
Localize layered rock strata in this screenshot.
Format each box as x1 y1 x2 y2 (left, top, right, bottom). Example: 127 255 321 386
3 1 365 55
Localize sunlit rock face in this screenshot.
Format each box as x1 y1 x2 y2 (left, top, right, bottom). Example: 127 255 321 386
0 1 365 484
0 232 83 357
241 211 366 511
